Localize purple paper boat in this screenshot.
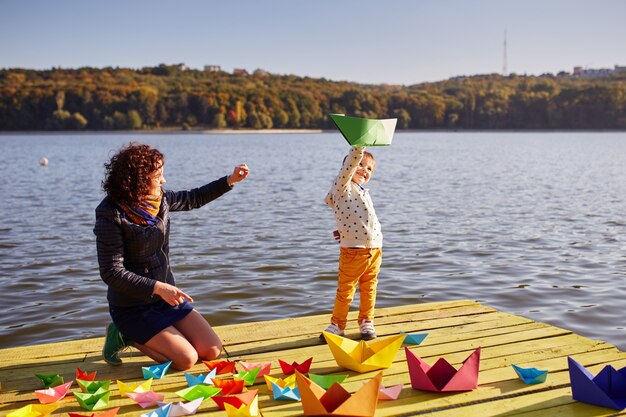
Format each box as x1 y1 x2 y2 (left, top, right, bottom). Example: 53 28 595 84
568 356 626 410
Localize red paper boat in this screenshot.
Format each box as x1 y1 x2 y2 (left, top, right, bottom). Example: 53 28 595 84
279 357 313 375
406 347 480 392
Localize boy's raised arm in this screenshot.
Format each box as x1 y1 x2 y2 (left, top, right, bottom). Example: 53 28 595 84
325 146 365 208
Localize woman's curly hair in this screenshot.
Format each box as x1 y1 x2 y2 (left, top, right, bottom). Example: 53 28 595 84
102 143 164 206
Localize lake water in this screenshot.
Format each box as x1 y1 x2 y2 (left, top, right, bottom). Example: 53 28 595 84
1 131 625 351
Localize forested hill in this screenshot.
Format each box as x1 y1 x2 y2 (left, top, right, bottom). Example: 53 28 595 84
1 65 625 131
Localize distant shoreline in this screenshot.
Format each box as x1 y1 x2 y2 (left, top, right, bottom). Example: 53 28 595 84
1 127 626 136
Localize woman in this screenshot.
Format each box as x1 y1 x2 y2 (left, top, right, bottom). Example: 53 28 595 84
94 143 249 370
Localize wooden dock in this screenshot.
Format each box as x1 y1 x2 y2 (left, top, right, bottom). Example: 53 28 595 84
2 300 626 416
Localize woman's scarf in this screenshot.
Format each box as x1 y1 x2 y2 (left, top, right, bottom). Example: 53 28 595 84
119 192 162 226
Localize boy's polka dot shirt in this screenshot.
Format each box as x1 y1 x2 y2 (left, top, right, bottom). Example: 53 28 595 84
324 146 382 248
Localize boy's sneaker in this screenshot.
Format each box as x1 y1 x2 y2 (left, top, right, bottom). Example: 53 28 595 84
102 322 127 365
359 320 377 340
319 323 344 342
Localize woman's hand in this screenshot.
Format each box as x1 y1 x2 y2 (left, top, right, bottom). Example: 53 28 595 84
227 163 250 186
153 281 193 306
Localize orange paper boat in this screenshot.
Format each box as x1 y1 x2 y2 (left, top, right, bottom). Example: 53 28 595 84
203 360 237 375
295 370 382 416
212 378 245 395
406 346 480 392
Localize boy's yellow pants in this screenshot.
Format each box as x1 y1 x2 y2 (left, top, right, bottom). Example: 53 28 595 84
331 247 382 330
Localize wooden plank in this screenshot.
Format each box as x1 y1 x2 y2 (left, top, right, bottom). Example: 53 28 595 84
1 301 624 417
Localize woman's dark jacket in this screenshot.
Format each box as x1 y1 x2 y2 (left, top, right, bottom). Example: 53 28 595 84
94 177 232 307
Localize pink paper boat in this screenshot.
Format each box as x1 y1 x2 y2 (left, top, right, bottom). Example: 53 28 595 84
379 384 403 400
238 361 271 378
406 347 480 392
127 391 165 408
35 381 74 403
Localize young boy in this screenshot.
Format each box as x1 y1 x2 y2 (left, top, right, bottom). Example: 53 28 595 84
322 145 382 340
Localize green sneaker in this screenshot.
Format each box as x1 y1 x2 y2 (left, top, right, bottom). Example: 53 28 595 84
102 322 127 365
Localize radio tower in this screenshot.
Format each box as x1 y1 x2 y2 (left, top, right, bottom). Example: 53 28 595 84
502 29 508 76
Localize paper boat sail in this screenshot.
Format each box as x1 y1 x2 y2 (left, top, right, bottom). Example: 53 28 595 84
406 347 480 392
330 114 397 146
323 332 405 373
568 356 626 410
296 370 381 416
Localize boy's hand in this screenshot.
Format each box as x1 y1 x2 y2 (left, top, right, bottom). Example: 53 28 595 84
333 230 340 241
227 163 249 186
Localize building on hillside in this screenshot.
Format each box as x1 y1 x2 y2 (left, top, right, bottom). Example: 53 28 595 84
233 68 249 75
573 65 625 78
253 68 270 77
204 65 221 72
175 63 189 71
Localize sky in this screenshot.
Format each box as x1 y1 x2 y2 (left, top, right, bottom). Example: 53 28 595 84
1 0 625 85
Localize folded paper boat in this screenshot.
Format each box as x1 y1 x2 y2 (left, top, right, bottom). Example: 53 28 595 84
330 114 397 147
568 356 626 410
278 357 313 375
512 364 548 384
238 361 271 378
34 381 74 403
7 404 60 417
142 361 172 379
212 389 258 410
296 370 382 416
323 332 405 373
406 346 480 392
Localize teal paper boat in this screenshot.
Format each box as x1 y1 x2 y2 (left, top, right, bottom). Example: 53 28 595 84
400 331 428 345
330 114 397 146
512 364 548 384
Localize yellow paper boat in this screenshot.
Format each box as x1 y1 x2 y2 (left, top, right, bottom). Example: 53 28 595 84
263 373 297 390
296 370 381 416
323 332 405 373
7 404 59 417
117 378 153 397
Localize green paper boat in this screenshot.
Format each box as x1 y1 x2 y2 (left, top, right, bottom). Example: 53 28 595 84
308 373 349 390
74 387 110 410
330 114 397 146
77 379 110 393
34 373 64 388
234 367 261 386
176 384 222 401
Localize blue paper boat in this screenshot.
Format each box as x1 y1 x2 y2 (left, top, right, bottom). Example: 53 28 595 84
512 364 548 384
140 402 171 417
568 356 626 410
271 382 301 401
400 331 428 345
184 368 217 386
142 360 172 380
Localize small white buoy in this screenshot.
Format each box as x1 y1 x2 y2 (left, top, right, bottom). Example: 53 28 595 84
39 157 48 166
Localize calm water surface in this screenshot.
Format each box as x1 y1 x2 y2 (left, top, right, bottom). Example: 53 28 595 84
1 132 625 350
